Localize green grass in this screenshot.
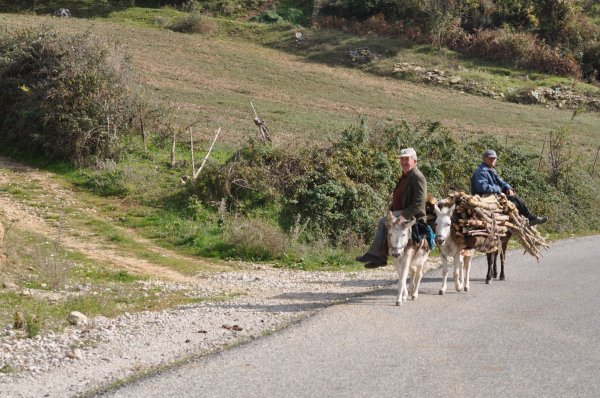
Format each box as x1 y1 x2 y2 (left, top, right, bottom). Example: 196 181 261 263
2 11 598 155
0 225 226 336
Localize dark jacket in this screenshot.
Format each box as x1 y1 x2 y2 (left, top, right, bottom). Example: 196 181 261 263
391 166 427 222
470 163 512 195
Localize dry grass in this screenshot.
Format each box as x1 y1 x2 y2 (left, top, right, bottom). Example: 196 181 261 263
1 13 599 158
222 216 287 260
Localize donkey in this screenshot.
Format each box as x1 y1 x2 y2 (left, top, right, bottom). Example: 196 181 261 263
387 211 430 306
485 231 512 284
435 200 509 292
433 202 473 294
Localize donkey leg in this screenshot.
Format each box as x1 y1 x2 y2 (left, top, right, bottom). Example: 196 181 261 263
463 255 473 292
499 249 506 281
439 254 449 295
486 252 494 285
408 268 416 297
411 254 428 300
393 258 403 306
396 252 413 306
493 251 499 279
454 254 463 292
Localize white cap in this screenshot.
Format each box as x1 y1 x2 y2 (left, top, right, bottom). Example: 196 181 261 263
399 147 417 161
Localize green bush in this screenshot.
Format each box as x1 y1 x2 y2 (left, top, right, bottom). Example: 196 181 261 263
168 14 219 33
251 11 284 24
278 7 307 25
196 119 599 250
0 26 136 165
582 41 600 81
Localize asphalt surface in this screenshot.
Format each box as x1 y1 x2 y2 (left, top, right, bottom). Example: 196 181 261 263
104 235 600 398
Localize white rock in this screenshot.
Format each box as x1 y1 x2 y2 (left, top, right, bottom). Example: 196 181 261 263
66 349 82 360
2 281 19 290
68 312 88 327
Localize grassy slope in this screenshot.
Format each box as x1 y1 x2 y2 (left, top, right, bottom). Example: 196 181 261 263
1 12 598 158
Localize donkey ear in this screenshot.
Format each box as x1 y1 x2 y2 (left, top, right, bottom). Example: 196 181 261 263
386 210 394 223
402 218 416 228
434 204 441 216
449 204 456 214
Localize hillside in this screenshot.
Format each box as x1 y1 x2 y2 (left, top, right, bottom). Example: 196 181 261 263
0 3 600 390
1 12 599 153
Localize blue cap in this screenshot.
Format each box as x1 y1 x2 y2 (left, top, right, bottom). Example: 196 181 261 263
483 149 497 158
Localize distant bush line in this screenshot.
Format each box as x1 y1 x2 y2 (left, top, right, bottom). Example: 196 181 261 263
193 119 599 250
314 0 600 83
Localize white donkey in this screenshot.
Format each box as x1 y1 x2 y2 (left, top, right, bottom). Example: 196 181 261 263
433 202 474 294
387 211 430 306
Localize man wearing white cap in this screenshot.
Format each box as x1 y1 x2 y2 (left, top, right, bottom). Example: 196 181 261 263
356 147 428 268
471 149 547 226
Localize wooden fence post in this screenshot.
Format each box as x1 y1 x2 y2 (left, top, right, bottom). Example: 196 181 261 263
537 137 546 171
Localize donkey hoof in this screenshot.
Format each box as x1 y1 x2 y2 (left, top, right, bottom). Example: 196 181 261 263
439 290 445 295
396 301 400 306
500 275 505 281
486 279 491 285
464 286 469 292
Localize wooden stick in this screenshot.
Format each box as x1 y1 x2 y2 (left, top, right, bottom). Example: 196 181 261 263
190 127 195 177
538 137 546 171
592 146 600 175
193 127 222 181
170 129 177 168
250 101 259 119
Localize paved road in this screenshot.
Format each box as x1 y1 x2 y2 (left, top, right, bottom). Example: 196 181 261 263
105 236 600 398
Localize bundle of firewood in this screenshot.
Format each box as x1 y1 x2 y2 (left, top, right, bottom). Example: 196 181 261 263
446 192 549 260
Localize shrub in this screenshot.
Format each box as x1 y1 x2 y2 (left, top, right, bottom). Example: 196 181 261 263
0 26 136 165
168 14 219 34
581 41 600 82
200 0 251 17
198 120 476 244
221 216 288 260
457 29 582 79
25 313 41 338
197 119 599 249
278 7 307 25
251 11 284 24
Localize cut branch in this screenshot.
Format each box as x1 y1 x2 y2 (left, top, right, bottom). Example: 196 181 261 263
192 127 222 181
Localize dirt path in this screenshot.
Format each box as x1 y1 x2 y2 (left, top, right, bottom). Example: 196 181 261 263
0 156 223 283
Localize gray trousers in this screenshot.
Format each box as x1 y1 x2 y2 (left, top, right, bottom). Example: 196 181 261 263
366 217 388 261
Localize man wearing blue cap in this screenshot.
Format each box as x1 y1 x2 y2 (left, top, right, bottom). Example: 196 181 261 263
471 150 547 226
356 147 429 268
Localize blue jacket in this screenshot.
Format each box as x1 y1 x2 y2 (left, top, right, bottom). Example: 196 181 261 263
471 163 512 195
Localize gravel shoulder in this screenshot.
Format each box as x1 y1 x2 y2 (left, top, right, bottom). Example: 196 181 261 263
0 264 442 398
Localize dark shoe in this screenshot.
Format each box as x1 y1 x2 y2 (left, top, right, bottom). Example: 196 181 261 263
529 216 548 226
364 261 387 269
355 253 380 263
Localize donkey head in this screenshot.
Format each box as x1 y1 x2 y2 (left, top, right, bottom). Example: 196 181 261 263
434 202 455 247
386 211 415 258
